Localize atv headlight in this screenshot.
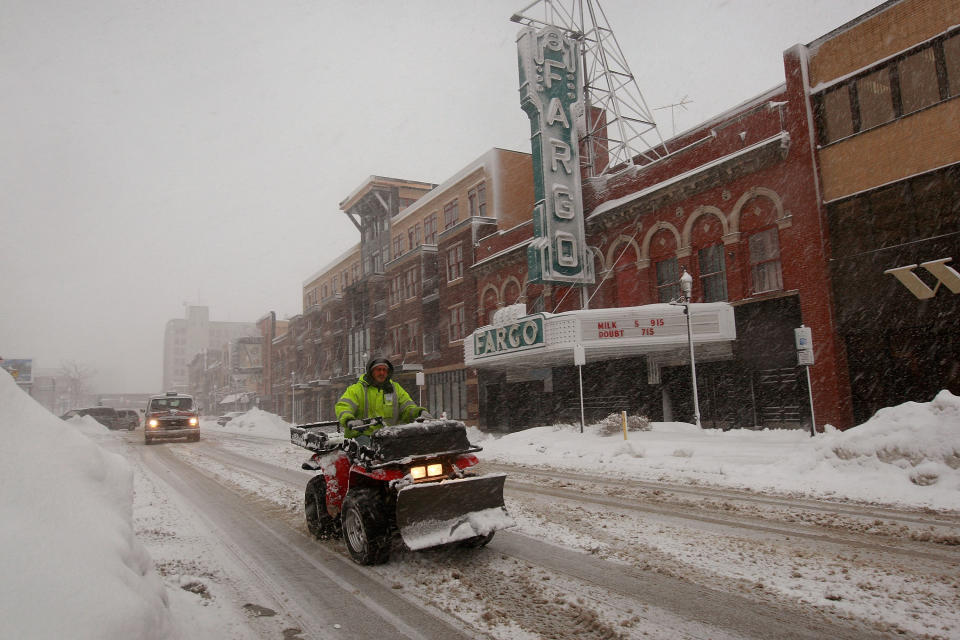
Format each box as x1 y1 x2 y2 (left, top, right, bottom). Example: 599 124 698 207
149 419 158 428
189 417 198 426
427 463 443 477
410 466 427 480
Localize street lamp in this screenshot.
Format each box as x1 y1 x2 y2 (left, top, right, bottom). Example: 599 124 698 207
678 267 701 428
290 371 296 425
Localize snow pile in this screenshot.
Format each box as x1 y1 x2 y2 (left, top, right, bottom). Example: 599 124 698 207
215 407 291 440
815 389 960 488
475 391 960 511
0 371 173 640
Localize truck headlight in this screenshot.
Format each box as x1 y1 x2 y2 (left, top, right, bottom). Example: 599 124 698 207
189 418 198 426
149 419 158 428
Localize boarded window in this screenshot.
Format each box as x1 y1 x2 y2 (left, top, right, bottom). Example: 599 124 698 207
856 68 894 130
899 47 940 114
821 85 854 143
945 33 960 97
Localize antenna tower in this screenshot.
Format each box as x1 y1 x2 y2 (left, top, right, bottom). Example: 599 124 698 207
511 0 668 177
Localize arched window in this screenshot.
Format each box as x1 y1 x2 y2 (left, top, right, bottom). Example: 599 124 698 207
739 195 783 295
691 216 728 302
748 228 783 294
649 228 679 302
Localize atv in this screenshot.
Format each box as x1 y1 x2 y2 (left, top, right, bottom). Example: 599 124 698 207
290 417 512 565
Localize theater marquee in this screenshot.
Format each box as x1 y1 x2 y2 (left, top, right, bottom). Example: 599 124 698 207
465 303 735 369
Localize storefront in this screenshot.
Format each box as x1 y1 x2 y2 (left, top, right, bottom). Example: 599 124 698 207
465 303 741 430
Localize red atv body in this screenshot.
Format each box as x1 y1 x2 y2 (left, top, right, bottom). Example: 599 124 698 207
291 418 511 565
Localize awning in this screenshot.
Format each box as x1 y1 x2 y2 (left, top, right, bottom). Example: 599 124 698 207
464 302 736 371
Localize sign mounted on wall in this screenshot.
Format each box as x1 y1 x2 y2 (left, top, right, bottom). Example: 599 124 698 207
472 314 545 358
517 25 595 286
884 258 960 300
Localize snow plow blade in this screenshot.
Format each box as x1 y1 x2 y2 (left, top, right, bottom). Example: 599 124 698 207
396 473 513 551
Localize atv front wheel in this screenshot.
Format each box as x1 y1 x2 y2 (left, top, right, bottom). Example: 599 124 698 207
305 475 338 539
341 489 390 565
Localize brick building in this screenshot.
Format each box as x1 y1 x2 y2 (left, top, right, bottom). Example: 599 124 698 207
466 0 958 432
274 149 534 425
807 0 960 422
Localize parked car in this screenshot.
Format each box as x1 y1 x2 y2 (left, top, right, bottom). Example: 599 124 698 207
116 409 140 430
216 411 244 426
60 407 121 430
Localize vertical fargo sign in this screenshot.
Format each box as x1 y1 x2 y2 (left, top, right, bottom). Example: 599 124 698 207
518 26 595 286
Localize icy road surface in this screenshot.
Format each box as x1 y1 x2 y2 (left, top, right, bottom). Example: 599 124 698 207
110 428 959 639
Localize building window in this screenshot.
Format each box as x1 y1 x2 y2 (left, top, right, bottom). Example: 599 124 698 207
389 275 400 307
856 68 895 131
448 304 465 342
698 244 728 302
446 244 463 281
332 275 338 294
424 214 438 244
408 227 416 250
390 326 402 357
443 199 459 230
899 47 940 115
748 228 783 294
655 257 679 303
352 263 360 281
477 182 487 217
423 330 437 355
373 250 383 273
817 34 960 146
468 182 487 217
403 267 417 299
820 86 854 144
393 235 402 259
406 320 419 353
944 33 960 96
322 284 328 299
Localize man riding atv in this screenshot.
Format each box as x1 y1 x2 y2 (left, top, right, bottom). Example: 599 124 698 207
335 357 429 438
290 357 512 565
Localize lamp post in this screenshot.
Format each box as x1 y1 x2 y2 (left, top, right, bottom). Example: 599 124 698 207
290 371 296 425
679 268 701 428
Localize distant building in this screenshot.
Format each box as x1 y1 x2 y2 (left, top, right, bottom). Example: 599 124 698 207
162 306 257 393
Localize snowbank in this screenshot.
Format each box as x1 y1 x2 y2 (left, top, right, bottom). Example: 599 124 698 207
0 371 173 639
209 407 291 440
474 391 960 511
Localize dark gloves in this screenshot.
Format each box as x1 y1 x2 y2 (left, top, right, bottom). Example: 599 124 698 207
346 419 365 430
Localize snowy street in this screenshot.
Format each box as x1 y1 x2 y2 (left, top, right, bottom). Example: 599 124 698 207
123 423 959 639
3 370 958 640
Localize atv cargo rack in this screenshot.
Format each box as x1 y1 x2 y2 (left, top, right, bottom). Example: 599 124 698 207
290 420 341 453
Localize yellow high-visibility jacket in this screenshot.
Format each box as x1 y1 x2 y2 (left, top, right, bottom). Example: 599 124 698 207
335 375 422 437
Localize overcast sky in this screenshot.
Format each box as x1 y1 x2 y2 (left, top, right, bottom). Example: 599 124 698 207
1 0 883 394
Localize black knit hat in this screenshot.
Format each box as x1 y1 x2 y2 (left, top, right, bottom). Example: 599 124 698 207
366 357 394 377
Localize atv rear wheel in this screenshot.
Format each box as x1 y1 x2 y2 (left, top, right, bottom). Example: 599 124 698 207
341 489 390 565
305 475 338 539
